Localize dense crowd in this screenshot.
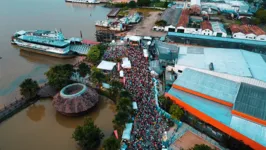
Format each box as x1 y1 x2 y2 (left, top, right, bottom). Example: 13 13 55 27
102 44 168 149
103 45 128 61
123 47 168 149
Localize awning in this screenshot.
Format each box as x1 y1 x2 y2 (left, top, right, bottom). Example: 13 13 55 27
122 123 133 140
129 36 142 42
143 49 148 58
132 102 138 110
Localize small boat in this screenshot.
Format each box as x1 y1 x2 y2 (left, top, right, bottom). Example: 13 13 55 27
65 0 100 4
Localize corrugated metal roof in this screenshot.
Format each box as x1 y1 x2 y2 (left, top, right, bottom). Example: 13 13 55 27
176 46 253 78
175 67 266 89
230 116 266 147
155 41 179 60
168 88 232 125
174 69 240 103
161 8 182 26
234 83 266 120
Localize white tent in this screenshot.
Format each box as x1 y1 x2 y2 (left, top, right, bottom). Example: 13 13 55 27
143 49 148 58
143 36 152 40
129 36 142 42
132 102 138 110
97 60 116 71
122 123 133 141
120 70 124 77
122 57 131 69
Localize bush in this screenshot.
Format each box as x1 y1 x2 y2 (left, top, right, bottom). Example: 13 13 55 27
251 17 261 25
137 0 151 6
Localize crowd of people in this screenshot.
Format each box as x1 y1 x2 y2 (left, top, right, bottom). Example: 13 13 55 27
123 47 168 149
102 44 169 149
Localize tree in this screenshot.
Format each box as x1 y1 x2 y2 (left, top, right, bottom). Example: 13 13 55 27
77 63 90 77
190 144 213 150
72 117 104 149
128 1 137 8
169 104 184 120
20 78 39 100
91 67 106 87
255 8 266 24
98 43 108 57
113 111 131 127
137 0 151 6
45 64 74 90
159 96 172 112
251 17 261 25
103 136 120 150
87 45 101 64
109 80 123 101
120 90 132 99
116 97 132 112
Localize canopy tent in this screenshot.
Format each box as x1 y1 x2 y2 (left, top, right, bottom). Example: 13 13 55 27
102 83 110 89
143 36 152 40
143 49 148 58
128 36 142 42
122 57 131 69
132 102 138 110
122 123 133 141
120 70 124 77
97 60 116 71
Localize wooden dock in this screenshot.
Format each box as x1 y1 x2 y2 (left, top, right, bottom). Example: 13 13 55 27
107 8 120 17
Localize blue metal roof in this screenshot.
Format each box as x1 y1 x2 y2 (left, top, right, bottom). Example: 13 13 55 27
177 47 253 78
19 35 69 47
230 116 266 147
168 88 232 125
176 46 266 82
168 86 266 147
174 69 240 103
168 32 266 46
241 51 266 82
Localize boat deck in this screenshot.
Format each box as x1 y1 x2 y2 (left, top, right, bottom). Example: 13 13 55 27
107 8 120 17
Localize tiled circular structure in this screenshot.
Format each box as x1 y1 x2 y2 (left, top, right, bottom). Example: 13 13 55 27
52 83 99 116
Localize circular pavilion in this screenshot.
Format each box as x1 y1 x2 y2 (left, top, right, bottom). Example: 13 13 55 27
52 83 99 116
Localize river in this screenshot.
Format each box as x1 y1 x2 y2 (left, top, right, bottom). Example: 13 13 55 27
0 97 116 150
0 0 110 106
0 0 115 149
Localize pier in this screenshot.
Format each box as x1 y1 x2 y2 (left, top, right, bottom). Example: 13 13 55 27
107 8 120 17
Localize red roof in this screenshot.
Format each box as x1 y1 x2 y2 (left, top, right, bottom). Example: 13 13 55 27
239 25 253 34
177 9 189 27
229 24 241 33
230 24 266 35
82 39 100 45
189 5 201 15
248 25 266 36
201 21 212 31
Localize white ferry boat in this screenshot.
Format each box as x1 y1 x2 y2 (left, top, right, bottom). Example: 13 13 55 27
65 0 100 4
11 30 75 58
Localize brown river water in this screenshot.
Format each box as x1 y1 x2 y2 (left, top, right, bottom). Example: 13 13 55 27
0 0 115 149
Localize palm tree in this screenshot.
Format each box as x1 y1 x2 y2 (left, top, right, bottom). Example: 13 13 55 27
20 78 39 100
91 67 106 88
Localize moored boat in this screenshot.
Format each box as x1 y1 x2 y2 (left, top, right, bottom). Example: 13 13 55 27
11 30 75 58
